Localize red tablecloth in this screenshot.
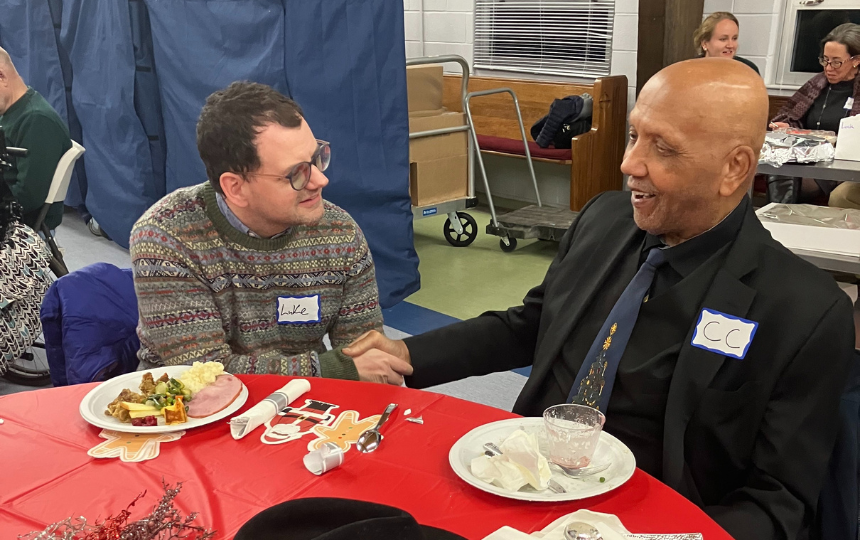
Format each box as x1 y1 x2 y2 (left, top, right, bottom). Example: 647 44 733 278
0 376 732 539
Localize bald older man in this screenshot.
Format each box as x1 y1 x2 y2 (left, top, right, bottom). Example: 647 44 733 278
346 60 856 539
0 47 71 231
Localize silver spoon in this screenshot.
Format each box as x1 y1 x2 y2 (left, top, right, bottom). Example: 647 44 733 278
564 522 603 540
551 459 611 478
356 403 397 453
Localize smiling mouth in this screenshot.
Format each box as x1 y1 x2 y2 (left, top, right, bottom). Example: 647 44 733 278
300 193 320 205
632 192 656 201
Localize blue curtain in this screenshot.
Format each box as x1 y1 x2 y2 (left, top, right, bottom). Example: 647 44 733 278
2 0 418 307
282 0 418 305
142 0 290 193
59 0 163 245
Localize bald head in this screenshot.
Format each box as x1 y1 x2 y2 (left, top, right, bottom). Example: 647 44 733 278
622 58 768 245
642 58 768 154
0 47 26 115
0 47 13 71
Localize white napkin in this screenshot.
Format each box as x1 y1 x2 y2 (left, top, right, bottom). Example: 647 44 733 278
229 379 310 439
483 510 702 540
483 510 628 540
470 430 552 491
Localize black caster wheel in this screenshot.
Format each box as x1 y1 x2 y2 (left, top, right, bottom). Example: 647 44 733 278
499 237 517 252
443 212 478 247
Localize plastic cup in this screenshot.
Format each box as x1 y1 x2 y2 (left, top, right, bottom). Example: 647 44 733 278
303 442 344 475
543 404 605 469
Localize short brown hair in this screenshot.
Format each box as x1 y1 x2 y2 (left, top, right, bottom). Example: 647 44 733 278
693 12 740 57
196 81 303 194
821 23 860 58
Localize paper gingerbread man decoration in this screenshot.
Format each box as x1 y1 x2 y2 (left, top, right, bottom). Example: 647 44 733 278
88 429 185 462
261 399 339 445
307 410 381 453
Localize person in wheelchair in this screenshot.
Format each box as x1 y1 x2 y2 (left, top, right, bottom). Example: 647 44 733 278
0 47 72 232
0 132 53 380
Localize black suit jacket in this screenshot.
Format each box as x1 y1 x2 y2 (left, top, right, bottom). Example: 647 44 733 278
405 192 856 540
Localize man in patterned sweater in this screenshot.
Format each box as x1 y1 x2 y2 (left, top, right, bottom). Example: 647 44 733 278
130 81 410 383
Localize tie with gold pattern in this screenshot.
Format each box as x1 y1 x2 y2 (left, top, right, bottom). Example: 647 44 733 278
567 247 667 411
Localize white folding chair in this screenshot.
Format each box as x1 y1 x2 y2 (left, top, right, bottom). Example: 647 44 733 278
32 140 85 276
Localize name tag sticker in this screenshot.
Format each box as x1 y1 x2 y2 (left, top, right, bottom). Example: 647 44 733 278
845 97 854 110
277 295 321 324
691 308 758 360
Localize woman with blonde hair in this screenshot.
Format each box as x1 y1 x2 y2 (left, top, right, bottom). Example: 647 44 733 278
693 12 760 75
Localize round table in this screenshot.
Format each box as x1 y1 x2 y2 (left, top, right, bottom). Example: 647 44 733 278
0 376 732 539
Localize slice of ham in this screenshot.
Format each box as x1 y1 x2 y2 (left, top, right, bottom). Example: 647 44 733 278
187 374 243 418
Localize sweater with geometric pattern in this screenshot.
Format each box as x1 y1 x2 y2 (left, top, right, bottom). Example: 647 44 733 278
129 182 383 379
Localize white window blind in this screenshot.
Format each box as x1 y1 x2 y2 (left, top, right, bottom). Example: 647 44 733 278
474 0 615 79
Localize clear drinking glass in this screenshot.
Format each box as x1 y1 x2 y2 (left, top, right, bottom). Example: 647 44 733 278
543 404 606 469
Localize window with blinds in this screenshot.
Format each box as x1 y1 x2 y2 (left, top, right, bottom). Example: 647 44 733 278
473 0 615 79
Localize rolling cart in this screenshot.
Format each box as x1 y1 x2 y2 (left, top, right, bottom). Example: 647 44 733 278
407 55 479 247
463 88 580 253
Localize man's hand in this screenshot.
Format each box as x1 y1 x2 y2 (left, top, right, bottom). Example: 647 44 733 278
344 330 412 385
344 330 410 362
352 349 413 385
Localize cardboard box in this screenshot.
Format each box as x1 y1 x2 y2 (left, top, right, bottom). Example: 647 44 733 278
408 111 469 206
410 155 468 206
409 111 465 134
409 112 468 160
407 64 444 114
756 203 860 257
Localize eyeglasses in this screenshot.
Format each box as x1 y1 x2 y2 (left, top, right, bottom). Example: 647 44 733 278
819 56 856 69
247 140 331 191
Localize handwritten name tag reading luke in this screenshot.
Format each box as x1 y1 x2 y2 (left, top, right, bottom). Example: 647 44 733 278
691 308 758 360
277 295 321 324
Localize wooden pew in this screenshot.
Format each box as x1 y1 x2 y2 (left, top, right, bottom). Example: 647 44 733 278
442 75 628 210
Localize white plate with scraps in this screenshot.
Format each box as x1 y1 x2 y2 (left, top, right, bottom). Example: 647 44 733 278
449 417 636 502
79 365 248 434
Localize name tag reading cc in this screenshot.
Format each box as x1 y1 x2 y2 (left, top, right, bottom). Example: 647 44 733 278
691 308 758 360
277 295 321 324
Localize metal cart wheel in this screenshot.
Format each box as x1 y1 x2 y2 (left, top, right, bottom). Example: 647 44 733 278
443 212 478 247
499 237 517 253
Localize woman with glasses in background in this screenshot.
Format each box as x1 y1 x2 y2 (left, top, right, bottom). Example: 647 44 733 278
770 23 860 209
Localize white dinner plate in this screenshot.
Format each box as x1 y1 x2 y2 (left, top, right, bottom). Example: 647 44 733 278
79 365 248 434
449 417 636 502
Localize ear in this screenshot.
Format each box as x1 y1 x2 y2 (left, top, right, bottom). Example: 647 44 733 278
219 172 250 208
719 145 755 197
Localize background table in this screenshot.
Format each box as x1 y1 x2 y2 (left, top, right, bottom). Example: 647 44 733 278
756 160 860 274
0 376 732 539
757 159 860 183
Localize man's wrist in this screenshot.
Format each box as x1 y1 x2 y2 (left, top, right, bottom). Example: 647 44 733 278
319 347 360 381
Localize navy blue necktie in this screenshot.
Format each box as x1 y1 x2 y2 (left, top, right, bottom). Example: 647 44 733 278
567 247 667 411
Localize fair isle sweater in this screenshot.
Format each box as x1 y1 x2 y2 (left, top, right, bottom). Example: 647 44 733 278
129 182 383 378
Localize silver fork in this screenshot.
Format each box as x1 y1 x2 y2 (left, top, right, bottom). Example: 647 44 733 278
483 442 566 494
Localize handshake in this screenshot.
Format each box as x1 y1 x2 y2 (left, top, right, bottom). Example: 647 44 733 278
344 331 413 386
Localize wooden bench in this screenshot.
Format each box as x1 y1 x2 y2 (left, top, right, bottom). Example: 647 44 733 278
442 75 628 211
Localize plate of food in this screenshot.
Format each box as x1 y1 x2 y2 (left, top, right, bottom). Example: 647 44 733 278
79 363 248 433
448 418 636 502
